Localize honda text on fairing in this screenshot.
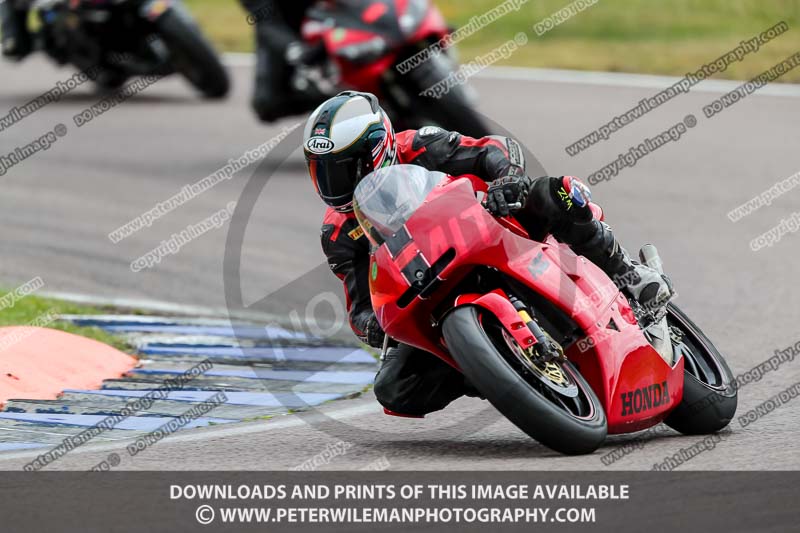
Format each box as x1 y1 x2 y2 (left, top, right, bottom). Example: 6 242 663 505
353 165 737 455
30 0 229 97
296 0 491 137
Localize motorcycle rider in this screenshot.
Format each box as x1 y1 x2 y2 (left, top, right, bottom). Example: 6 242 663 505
0 0 31 60
239 0 323 122
304 91 673 417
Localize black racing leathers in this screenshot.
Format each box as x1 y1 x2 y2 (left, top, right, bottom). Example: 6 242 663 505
238 0 321 121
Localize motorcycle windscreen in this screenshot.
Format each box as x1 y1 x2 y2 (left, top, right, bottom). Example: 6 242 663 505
353 164 447 245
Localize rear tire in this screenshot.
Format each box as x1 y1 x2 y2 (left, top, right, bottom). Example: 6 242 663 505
94 68 128 91
153 8 230 98
442 306 607 455
664 303 737 434
389 55 491 137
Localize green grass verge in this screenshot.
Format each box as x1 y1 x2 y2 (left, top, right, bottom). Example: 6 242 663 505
0 292 132 352
185 0 800 82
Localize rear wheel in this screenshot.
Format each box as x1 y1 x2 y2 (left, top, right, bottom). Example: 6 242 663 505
442 306 607 455
386 54 491 137
94 68 128 91
664 303 737 434
153 7 230 98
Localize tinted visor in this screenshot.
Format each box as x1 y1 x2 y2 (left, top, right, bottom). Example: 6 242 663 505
309 155 373 209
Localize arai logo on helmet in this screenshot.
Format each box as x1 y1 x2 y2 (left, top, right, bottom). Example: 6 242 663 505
305 136 335 154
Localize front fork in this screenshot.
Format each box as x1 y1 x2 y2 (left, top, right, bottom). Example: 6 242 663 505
508 295 563 362
451 289 561 362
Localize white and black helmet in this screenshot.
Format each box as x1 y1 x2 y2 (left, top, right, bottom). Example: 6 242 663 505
303 91 396 211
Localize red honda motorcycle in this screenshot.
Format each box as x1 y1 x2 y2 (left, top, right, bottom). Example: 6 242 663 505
353 165 737 455
299 0 491 137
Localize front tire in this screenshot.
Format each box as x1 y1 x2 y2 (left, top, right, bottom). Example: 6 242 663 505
153 7 230 98
664 303 737 434
442 306 607 455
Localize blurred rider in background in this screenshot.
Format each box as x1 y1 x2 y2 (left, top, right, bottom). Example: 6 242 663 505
0 0 31 61
239 0 324 122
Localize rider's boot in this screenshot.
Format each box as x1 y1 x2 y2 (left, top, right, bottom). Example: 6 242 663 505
522 176 673 313
571 219 673 313
0 1 31 61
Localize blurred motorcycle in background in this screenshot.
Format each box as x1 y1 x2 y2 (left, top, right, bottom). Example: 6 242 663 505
296 0 491 137
30 0 229 98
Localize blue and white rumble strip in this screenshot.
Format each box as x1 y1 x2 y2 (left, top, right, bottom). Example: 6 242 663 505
0 315 377 452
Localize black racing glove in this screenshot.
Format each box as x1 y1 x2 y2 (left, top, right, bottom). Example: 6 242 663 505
484 175 533 217
363 315 386 349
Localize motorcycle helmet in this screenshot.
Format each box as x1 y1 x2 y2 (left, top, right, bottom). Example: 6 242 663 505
303 91 396 211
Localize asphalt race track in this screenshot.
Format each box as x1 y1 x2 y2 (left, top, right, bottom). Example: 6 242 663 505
0 55 798 470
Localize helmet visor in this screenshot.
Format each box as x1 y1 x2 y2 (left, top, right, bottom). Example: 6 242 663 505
308 156 371 209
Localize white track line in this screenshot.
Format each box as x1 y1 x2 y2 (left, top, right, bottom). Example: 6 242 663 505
222 53 800 97
479 65 800 97
43 291 237 319
40 291 354 343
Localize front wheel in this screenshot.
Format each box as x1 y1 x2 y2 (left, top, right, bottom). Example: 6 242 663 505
442 306 607 455
153 7 230 98
664 303 737 434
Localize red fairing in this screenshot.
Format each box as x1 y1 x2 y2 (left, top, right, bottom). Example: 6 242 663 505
301 1 450 96
407 2 449 43
589 202 605 222
366 174 685 435
362 2 389 23
383 407 424 419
